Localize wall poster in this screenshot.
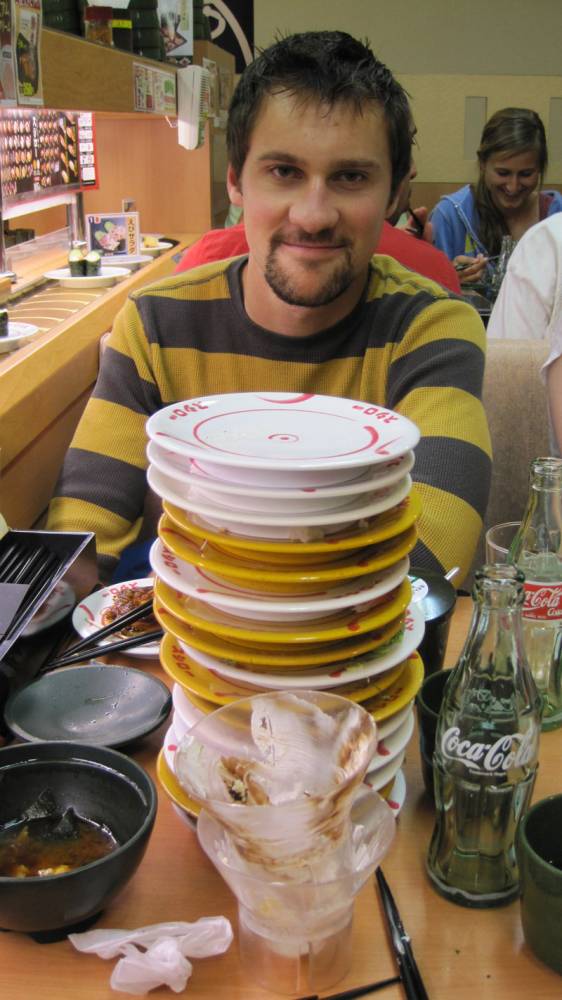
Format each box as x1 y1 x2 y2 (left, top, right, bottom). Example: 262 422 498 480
203 1 253 73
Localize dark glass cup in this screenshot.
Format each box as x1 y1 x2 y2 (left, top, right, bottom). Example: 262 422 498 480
517 794 562 975
415 668 453 798
410 567 456 675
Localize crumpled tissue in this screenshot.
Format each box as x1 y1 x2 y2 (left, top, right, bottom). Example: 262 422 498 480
68 917 233 995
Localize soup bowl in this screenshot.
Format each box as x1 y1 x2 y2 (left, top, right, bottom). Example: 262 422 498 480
0 741 157 935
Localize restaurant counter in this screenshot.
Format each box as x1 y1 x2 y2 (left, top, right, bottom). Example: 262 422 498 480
0 235 200 531
3 597 561 999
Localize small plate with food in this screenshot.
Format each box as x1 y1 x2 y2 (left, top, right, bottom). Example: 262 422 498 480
141 234 173 255
72 578 159 657
45 249 130 288
0 321 41 353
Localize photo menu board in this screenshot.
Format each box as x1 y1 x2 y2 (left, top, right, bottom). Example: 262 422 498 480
0 108 98 203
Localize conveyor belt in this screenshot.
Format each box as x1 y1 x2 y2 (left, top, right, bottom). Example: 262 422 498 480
7 281 106 333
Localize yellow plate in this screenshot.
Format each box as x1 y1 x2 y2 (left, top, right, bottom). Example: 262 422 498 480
158 514 417 592
163 489 421 556
156 749 200 817
179 686 216 715
153 576 411 646
161 632 272 702
378 775 396 800
160 630 406 706
364 652 424 721
335 659 407 702
154 602 406 667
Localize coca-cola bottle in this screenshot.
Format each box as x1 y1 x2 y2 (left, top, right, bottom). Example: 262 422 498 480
508 457 562 731
426 565 541 907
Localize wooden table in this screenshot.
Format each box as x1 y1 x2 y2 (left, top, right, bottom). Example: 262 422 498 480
3 599 561 999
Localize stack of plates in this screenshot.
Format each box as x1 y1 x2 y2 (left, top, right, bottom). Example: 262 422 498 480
146 393 426 824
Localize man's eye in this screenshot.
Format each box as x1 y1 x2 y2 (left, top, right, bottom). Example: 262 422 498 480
271 165 299 179
336 172 367 184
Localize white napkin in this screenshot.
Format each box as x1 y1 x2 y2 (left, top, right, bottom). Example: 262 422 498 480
69 917 233 995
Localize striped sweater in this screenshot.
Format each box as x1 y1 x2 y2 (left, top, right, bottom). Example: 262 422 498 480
47 254 492 583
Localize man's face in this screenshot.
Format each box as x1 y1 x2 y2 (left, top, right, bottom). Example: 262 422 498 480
227 91 398 327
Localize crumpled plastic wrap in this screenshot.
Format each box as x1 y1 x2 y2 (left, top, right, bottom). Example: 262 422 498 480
68 917 233 995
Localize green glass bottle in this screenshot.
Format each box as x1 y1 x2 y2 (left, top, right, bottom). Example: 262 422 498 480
426 564 542 907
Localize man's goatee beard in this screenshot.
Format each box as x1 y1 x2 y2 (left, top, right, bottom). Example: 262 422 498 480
264 242 355 308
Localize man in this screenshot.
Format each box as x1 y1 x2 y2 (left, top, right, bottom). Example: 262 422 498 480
47 31 491 583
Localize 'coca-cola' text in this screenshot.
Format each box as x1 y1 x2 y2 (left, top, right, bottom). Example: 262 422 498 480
441 726 537 773
522 581 562 621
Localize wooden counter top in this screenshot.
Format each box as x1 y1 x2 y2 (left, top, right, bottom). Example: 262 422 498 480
0 235 200 528
2 598 561 999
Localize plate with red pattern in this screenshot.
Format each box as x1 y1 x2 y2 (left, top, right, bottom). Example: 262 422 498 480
146 392 420 474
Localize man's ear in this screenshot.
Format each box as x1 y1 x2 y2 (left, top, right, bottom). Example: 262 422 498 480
385 189 400 222
227 164 243 207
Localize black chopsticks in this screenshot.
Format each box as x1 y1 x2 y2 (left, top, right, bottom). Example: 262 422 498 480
41 597 160 670
376 869 429 1000
299 975 401 1000
41 628 164 670
0 540 63 647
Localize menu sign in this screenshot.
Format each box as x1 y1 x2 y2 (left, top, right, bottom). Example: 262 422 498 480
77 111 98 189
0 108 81 202
14 0 42 106
0 0 16 105
85 212 140 255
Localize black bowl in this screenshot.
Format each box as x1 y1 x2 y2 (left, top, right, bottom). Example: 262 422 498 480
0 741 157 935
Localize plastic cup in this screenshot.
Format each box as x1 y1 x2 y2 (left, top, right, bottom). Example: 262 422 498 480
485 521 521 564
175 690 378 873
197 786 395 995
517 794 562 975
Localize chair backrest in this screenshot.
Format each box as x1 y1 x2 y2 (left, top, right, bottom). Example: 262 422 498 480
468 337 551 582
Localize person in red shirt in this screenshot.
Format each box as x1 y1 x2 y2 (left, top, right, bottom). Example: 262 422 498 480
175 219 461 293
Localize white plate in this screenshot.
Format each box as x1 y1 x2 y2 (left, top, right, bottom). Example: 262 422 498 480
146 392 420 472
100 254 153 270
366 708 414 775
384 768 406 816
147 440 415 501
141 239 173 256
364 749 405 792
44 266 130 288
172 683 204 736
150 538 409 620
377 700 414 740
179 603 424 689
163 721 180 774
147 464 412 531
0 322 41 353
72 577 159 657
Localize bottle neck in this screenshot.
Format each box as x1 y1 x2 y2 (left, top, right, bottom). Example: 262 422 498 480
460 601 525 678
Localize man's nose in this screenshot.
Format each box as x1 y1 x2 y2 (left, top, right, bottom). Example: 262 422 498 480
288 183 339 232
